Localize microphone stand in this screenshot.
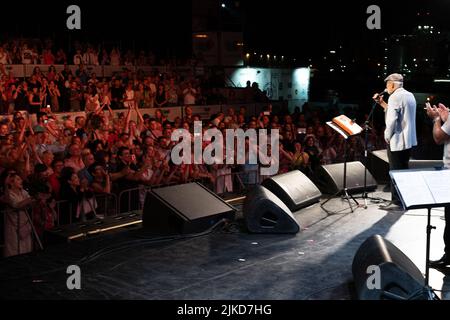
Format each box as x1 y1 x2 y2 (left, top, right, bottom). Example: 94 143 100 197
358 99 387 208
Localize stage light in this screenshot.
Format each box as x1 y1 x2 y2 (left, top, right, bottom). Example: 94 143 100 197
221 3 226 8
246 53 250 58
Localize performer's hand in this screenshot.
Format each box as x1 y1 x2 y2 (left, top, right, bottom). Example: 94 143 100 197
373 93 386 109
437 103 449 123
425 102 440 119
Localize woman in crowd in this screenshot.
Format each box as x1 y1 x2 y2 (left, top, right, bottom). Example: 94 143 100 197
2 173 35 257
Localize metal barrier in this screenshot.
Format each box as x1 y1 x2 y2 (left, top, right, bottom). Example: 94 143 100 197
54 192 118 226
92 193 118 218
215 169 260 196
118 186 148 214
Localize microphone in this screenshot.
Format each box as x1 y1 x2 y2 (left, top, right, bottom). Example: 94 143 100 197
376 89 387 96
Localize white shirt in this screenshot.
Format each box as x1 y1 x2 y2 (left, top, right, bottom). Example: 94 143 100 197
384 87 417 152
183 88 196 105
73 54 83 65
22 49 33 64
441 119 450 169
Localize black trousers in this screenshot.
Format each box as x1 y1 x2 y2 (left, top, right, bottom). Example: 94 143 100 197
445 206 450 256
387 147 411 203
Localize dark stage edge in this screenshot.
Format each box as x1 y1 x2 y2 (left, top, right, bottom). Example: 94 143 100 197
0 187 448 300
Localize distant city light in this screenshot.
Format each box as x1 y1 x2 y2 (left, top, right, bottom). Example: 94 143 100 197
246 53 250 58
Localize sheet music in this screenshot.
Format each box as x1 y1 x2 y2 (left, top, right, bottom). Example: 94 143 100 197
422 170 450 204
391 171 435 207
326 122 349 139
390 169 450 208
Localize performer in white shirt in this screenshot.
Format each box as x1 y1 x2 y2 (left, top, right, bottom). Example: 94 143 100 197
373 73 417 207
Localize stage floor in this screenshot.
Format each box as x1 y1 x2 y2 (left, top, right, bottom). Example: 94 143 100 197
0 187 448 300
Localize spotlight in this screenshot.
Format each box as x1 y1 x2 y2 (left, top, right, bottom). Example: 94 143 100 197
221 3 226 8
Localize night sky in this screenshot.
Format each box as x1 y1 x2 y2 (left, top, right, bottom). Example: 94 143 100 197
241 0 450 59
2 0 450 61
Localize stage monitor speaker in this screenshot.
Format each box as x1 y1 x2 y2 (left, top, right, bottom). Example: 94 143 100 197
409 159 444 169
142 182 236 234
243 185 300 234
262 170 322 212
368 149 389 184
352 235 427 300
317 161 377 195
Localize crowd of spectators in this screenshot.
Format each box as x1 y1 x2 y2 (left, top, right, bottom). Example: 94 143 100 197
0 40 387 257
0 97 387 257
0 64 210 113
0 39 181 66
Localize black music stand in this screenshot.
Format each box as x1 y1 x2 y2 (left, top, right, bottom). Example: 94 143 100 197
390 168 450 299
320 121 360 214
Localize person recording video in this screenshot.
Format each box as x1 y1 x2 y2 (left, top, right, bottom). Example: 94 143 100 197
373 73 417 209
